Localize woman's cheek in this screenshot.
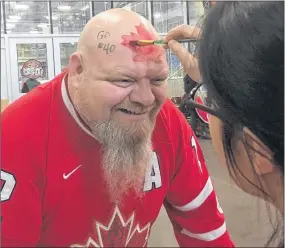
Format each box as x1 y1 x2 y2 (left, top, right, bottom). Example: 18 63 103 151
209 115 227 167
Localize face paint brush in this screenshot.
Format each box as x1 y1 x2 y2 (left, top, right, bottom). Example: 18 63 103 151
129 39 199 47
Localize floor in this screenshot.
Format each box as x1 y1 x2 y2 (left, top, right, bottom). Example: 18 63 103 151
148 139 279 247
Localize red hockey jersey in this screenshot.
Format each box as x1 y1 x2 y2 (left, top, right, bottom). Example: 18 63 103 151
1 71 234 247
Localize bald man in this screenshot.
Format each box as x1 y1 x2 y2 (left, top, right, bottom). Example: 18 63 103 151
1 9 234 247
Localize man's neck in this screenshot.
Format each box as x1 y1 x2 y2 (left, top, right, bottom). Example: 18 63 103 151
65 76 93 134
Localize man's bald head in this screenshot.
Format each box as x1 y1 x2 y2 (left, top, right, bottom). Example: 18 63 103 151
77 8 163 64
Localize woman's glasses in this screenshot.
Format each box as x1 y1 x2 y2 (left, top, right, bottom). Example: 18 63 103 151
182 83 225 122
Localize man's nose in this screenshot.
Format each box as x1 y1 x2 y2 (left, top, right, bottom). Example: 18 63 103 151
129 81 155 107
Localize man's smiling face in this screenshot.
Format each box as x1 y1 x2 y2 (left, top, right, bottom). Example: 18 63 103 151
70 20 169 139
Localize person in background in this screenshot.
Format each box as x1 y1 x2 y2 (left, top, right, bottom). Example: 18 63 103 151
165 1 284 247
1 9 234 247
21 78 41 93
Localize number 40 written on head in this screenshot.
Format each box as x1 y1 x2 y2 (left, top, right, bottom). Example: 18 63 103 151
98 42 116 54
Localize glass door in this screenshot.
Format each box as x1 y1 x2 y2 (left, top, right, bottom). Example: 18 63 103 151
1 48 8 100
1 37 10 111
53 37 79 76
9 38 54 101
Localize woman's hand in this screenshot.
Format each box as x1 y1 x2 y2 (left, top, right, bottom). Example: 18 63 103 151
164 25 202 83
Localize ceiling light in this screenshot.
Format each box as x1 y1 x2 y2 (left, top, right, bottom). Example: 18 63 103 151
15 4 29 10
9 15 21 20
6 19 20 23
154 13 161 19
123 6 131 11
30 30 39 34
81 5 90 11
57 5 71 11
6 23 15 29
37 23 49 28
45 16 58 20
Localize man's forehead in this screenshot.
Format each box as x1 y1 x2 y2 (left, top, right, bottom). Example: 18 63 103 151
98 62 168 79
116 64 167 76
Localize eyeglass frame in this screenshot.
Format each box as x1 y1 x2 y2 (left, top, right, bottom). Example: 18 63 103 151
181 83 225 122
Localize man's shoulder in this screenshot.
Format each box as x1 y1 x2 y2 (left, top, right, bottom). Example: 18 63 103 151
153 98 188 146
161 98 180 113
156 98 185 130
154 98 193 148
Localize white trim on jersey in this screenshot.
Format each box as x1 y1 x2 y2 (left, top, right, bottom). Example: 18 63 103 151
181 222 227 241
61 77 96 139
173 177 213 211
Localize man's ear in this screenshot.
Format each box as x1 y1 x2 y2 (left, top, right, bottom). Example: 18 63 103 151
243 127 274 175
69 52 83 78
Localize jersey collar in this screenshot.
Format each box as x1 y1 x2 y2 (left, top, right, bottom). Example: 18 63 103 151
61 75 96 139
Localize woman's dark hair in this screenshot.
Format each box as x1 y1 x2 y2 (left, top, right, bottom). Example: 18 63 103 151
199 1 284 247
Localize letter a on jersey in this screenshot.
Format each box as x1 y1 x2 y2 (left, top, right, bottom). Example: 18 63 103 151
143 152 162 192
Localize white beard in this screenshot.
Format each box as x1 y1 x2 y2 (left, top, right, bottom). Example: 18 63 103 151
91 119 154 203
70 84 159 202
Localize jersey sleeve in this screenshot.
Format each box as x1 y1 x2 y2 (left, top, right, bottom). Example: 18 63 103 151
1 94 48 246
163 103 234 247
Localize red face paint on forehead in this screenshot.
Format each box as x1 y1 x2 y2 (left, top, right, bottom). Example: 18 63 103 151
121 23 165 62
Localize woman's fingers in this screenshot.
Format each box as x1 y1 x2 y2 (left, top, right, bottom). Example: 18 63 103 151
164 24 202 82
167 40 201 82
164 24 201 43
167 40 190 66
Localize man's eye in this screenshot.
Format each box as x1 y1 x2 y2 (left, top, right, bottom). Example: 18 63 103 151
151 79 166 85
111 79 135 88
120 79 134 83
116 79 135 84
109 79 134 83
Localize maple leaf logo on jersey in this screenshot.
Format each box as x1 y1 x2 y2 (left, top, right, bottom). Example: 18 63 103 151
70 205 151 247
